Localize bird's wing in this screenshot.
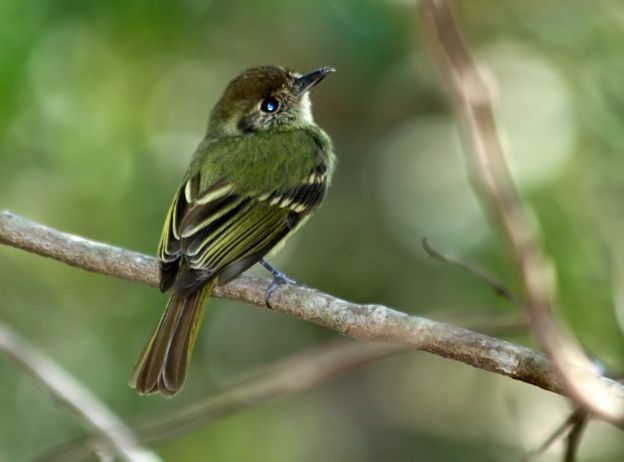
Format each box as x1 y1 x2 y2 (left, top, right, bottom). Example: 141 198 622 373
157 166 327 294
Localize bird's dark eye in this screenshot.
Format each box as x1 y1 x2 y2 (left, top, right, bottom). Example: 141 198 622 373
260 97 280 113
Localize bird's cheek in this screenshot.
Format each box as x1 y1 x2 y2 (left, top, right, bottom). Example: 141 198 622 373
236 115 257 134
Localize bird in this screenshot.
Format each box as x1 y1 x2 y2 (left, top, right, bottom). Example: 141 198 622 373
129 65 336 396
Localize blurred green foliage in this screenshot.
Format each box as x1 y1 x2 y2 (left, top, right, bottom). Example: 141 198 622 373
1 0 624 460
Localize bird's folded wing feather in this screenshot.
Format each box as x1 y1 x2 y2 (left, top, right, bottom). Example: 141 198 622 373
157 166 327 294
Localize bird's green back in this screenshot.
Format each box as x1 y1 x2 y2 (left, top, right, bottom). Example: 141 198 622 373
188 125 335 195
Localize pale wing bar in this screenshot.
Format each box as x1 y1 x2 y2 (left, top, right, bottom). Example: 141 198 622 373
157 166 328 295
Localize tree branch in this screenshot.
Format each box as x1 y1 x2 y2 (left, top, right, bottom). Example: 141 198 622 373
3 209 624 418
0 321 160 462
418 0 624 423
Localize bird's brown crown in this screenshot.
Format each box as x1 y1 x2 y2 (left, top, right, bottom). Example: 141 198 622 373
219 66 295 104
207 65 333 136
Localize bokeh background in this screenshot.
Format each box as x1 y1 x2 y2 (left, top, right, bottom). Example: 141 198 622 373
2 0 624 460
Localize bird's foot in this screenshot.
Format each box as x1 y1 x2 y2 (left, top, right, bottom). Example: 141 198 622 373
260 259 295 309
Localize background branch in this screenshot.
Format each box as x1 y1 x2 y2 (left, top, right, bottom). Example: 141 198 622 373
0 321 160 462
40 340 406 461
3 209 624 424
418 0 624 423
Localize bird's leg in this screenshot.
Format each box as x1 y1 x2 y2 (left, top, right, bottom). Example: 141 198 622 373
260 259 295 308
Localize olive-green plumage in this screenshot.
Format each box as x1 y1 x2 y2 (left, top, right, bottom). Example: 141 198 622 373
129 65 336 396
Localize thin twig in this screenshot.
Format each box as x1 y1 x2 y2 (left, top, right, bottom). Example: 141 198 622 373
563 412 588 462
0 322 160 462
2 210 624 425
521 409 586 462
40 340 406 461
422 238 523 307
418 0 624 422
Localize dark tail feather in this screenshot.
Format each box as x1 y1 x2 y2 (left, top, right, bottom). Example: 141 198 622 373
129 281 214 397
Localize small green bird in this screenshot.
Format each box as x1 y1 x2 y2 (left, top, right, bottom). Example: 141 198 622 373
129 65 336 396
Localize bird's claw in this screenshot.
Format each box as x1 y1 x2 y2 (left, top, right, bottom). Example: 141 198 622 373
264 273 295 309
260 259 295 309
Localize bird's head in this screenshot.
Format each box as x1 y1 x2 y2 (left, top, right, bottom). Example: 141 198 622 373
207 65 334 136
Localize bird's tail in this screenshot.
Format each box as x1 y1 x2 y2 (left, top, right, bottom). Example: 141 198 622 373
129 281 215 397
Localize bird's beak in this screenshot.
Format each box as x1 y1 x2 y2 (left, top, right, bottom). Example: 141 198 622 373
294 67 335 97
